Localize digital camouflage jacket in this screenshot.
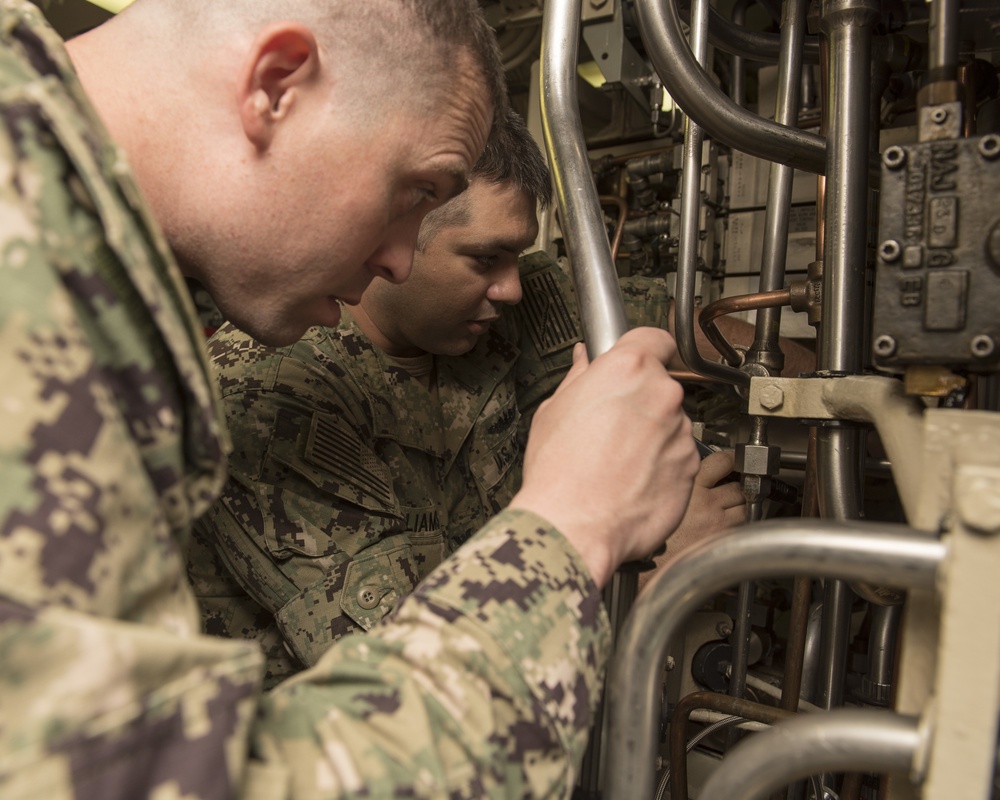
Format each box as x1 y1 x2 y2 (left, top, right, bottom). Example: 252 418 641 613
0 3 611 798
191 252 672 687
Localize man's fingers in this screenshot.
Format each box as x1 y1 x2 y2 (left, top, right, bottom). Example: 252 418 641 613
550 342 589 396
714 481 747 509
610 326 679 368
695 450 737 487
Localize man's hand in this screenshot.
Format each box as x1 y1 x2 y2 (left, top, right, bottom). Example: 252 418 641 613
509 327 700 588
638 450 745 593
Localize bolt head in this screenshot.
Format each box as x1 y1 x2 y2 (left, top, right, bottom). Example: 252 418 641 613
759 384 785 410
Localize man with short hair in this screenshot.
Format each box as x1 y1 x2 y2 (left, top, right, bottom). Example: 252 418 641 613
192 108 747 687
0 2 700 798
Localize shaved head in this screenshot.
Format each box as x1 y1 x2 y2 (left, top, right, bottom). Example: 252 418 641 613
124 0 507 120
69 0 505 345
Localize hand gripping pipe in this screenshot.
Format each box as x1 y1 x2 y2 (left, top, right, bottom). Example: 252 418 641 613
604 519 946 799
539 0 628 359
635 0 826 175
539 1 636 790
697 709 922 799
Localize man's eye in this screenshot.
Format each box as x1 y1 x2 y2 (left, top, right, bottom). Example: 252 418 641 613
416 186 438 206
475 255 497 269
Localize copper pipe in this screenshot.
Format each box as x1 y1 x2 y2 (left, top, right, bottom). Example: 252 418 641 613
841 770 865 799
781 576 813 715
699 288 792 366
668 369 725 384
670 691 796 800
598 195 628 262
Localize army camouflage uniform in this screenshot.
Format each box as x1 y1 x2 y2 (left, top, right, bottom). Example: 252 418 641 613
192 252 672 687
0 3 612 797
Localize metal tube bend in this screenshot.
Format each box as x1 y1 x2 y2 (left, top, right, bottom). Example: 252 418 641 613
635 0 827 174
699 709 922 800
604 519 946 799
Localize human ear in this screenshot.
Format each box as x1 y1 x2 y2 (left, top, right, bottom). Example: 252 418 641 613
238 23 319 151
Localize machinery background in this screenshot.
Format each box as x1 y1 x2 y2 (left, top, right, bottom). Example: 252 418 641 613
483 0 1000 798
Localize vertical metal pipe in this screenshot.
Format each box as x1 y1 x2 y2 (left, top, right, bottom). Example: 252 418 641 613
818 0 877 376
747 0 809 376
539 0 628 359
928 0 960 81
814 0 878 727
730 0 751 107
729 579 756 700
539 4 635 792
781 577 813 711
800 600 824 703
674 0 750 387
865 603 901 703
817 576 855 710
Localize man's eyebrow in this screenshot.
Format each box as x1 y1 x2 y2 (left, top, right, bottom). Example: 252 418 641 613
467 235 535 254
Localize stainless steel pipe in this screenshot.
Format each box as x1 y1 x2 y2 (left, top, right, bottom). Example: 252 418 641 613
635 0 827 174
698 709 922 799
748 0 809 375
604 519 946 799
673 0 749 386
539 0 628 359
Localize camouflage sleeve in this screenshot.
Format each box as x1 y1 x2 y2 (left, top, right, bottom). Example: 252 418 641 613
249 508 611 799
620 275 672 331
194 330 442 681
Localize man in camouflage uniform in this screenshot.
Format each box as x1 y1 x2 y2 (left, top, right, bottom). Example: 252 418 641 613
192 108 747 687
0 2 701 798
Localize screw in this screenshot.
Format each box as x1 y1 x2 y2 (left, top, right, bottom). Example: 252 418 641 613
883 146 906 170
988 223 1000 268
879 240 901 262
716 621 733 638
759 384 785 410
665 656 676 672
979 134 1000 160
931 107 948 124
971 335 996 358
874 335 897 357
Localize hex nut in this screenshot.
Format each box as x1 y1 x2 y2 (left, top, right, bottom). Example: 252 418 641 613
759 384 785 410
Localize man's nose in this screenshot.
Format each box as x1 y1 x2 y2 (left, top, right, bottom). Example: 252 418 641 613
366 217 421 284
488 265 523 306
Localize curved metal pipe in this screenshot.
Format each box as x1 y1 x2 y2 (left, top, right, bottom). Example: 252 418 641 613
698 710 922 799
604 519 946 799
673 0 749 387
700 289 791 367
670 691 796 800
635 0 827 174
675 1 821 65
540 0 628 358
677 3 819 64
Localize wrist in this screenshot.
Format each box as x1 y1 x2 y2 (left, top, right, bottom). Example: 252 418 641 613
508 492 617 588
